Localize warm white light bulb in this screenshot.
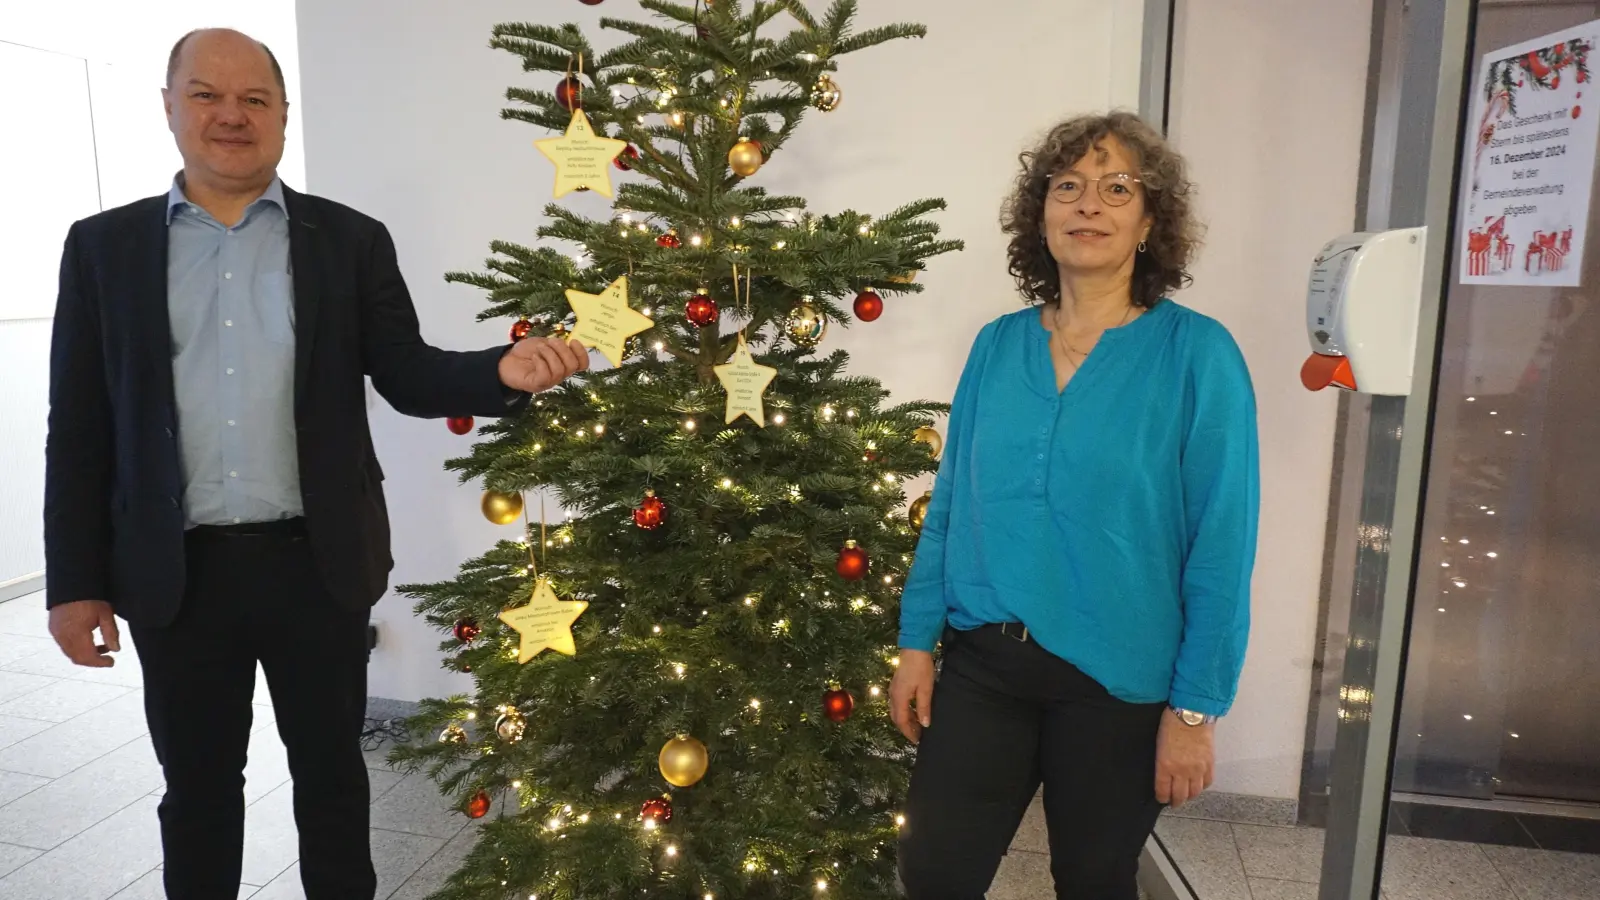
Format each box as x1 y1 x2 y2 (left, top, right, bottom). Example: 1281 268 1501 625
774 414 786 425
750 698 761 709
684 419 697 431
667 845 678 857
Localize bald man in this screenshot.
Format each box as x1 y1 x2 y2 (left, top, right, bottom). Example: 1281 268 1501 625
42 29 587 899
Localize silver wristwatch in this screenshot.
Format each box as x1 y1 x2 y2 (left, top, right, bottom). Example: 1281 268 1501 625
1169 706 1217 727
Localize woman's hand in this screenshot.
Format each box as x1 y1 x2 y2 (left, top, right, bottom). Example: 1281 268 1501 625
889 650 937 743
1155 711 1215 807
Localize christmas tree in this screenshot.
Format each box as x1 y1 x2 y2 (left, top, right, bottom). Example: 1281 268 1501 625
392 2 962 898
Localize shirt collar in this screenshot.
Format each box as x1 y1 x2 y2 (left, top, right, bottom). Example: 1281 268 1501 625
165 172 288 225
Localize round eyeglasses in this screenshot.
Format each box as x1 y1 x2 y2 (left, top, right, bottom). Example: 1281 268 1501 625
1048 172 1143 207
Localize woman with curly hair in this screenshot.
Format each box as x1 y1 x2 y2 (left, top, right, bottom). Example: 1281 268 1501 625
889 111 1260 900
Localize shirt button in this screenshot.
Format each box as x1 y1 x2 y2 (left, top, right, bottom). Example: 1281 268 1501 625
229 471 238 478
225 319 233 327
1037 453 1045 460
233 517 242 524
226 368 235 375
225 272 233 280
227 420 236 427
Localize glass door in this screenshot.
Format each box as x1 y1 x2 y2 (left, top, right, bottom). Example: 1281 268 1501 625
1393 0 1600 810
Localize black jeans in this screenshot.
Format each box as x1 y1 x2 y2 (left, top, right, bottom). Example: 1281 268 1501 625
898 624 1167 900
129 521 376 900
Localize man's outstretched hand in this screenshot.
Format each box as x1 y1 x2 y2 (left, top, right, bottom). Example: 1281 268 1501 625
48 599 120 668
498 336 590 395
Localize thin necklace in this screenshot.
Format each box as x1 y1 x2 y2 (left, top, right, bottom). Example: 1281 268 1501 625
1054 302 1135 358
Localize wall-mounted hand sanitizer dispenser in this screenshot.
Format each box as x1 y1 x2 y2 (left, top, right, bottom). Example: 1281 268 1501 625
1301 227 1427 396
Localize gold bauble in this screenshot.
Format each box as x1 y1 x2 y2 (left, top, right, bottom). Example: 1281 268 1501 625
495 709 526 743
785 303 829 349
887 270 917 284
439 724 468 744
909 492 932 534
658 735 710 787
728 139 764 177
481 489 525 525
912 426 943 460
809 75 843 112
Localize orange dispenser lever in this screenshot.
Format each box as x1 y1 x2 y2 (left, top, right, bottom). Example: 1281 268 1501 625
1301 352 1357 392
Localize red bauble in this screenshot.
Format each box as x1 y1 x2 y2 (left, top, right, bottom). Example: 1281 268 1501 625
852 288 884 322
633 490 667 530
657 229 682 249
453 618 481 643
823 689 856 722
466 791 491 819
685 291 720 327
446 416 474 436
615 145 641 171
510 319 533 342
579 0 605 4
835 541 869 581
640 797 673 824
555 76 583 111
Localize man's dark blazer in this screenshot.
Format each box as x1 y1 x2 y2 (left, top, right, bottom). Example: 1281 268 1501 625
44 184 526 628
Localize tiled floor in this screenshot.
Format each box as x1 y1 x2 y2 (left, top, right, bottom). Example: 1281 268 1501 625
0 595 478 900
1156 805 1600 900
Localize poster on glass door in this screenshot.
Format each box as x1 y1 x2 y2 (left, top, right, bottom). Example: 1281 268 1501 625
1461 21 1600 287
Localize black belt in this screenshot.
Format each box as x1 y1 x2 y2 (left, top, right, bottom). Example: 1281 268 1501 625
187 517 307 539
950 622 1032 644
996 622 1031 642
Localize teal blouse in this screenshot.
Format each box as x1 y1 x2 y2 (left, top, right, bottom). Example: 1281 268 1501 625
898 299 1260 717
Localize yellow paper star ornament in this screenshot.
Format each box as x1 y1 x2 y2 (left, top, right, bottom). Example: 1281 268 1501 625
714 334 778 426
498 576 588 662
565 275 654 367
535 109 628 198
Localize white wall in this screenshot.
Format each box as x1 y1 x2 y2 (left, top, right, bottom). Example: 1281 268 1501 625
0 4 303 590
293 0 1148 703
1167 0 1373 798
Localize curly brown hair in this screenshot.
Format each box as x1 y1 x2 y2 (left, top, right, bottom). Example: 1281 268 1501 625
1001 111 1202 309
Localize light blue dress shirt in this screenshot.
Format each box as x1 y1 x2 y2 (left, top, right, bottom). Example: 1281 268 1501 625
166 175 302 528
898 300 1260 717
